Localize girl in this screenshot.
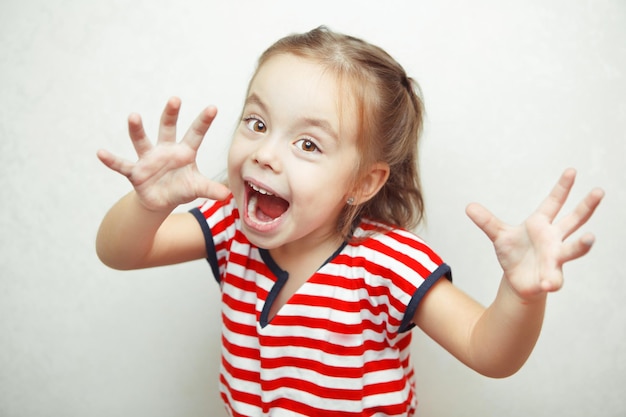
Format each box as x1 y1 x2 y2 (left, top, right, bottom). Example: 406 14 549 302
96 27 604 416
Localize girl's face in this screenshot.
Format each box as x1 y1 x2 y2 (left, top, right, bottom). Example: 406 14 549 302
227 53 361 252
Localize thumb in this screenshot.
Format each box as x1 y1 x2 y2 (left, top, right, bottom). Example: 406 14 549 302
96 148 133 178
193 177 231 201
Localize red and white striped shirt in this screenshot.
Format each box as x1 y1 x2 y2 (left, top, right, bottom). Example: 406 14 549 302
191 196 451 417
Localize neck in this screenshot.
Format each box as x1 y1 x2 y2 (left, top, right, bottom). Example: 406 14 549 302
269 231 344 273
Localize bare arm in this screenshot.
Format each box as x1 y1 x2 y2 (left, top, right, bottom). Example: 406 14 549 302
96 193 207 269
96 97 230 270
414 169 604 378
414 277 546 378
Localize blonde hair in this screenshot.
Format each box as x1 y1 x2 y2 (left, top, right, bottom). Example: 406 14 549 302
251 26 425 239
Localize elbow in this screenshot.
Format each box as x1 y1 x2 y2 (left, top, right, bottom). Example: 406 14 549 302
473 356 529 379
96 245 125 270
95 240 138 271
480 367 522 379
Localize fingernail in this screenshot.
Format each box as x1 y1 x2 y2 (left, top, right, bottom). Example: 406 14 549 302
582 235 595 246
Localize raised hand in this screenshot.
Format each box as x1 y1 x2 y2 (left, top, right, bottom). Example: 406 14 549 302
97 97 230 212
465 169 604 300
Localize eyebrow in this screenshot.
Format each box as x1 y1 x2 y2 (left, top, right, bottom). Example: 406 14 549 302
244 93 339 141
244 93 269 114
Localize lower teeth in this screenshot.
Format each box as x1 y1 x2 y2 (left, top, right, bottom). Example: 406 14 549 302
248 194 278 224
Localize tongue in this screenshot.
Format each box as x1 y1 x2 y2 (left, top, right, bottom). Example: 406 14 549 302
256 193 289 220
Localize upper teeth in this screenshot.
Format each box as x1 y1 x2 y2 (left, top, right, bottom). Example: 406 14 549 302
249 182 273 196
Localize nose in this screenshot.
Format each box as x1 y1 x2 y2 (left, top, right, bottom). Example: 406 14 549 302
253 136 282 172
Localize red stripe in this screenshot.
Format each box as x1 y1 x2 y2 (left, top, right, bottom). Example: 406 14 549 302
269 314 383 335
362 239 431 287
222 308 258 338
220 373 262 413
262 396 411 417
199 196 228 219
258 334 394 356
305 269 407 324
305 270 405 327
211 215 230 238
222 272 259 295
259 355 409 382
228 251 268 275
262 376 363 400
260 355 364 378
263 397 364 417
332 252 425 302
387 228 443 264
365 401 413 416
222 290 256 312
289 292 360 312
221 339 260 380
395 332 412 350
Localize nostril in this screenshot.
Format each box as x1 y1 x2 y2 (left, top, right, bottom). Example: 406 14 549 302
253 145 280 171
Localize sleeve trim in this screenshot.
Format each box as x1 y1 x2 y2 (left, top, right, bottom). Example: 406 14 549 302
189 207 221 283
399 263 452 333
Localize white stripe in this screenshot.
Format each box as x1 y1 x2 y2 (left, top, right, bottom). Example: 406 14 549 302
259 356 408 389
266 410 309 417
220 361 261 399
261 365 363 389
261 385 365 414
284 292 386 323
218 379 262 416
259 321 387 346
258 339 401 364
299 272 406 324
221 346 259 372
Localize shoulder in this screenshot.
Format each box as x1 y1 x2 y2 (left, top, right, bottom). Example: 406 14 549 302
189 194 244 249
350 218 444 270
191 194 239 229
331 218 450 296
195 194 238 220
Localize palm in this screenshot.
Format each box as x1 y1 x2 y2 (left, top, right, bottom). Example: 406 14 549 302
97 97 230 211
466 169 604 299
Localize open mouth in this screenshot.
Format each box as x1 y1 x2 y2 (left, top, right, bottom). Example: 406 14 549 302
246 182 290 224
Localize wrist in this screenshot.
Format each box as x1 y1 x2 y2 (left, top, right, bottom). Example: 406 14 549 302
130 191 177 215
500 276 548 306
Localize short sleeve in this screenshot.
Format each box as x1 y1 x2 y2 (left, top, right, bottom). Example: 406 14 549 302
352 221 452 334
189 194 239 282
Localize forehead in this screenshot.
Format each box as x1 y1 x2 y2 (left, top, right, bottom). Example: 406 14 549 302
248 54 359 140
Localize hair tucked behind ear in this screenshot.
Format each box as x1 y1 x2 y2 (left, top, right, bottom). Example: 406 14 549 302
253 26 425 239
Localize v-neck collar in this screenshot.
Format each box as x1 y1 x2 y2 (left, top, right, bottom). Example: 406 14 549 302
257 242 348 328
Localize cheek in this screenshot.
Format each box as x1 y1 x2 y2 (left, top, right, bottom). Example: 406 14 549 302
290 163 354 205
226 141 245 191
227 138 244 171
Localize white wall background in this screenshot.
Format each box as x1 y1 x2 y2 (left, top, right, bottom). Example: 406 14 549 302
1 0 624 416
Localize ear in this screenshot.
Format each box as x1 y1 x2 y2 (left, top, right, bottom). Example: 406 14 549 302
350 162 390 205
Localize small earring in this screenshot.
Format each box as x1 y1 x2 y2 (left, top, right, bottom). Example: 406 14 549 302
346 197 355 205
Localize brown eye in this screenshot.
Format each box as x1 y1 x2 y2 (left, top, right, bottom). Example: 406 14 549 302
295 138 319 153
252 120 266 133
244 117 267 133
